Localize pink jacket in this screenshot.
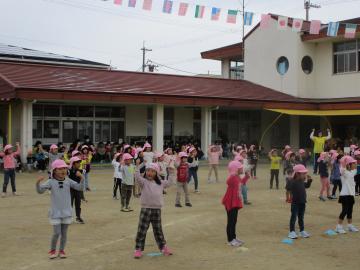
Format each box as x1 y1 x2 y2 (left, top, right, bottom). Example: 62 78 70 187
208 147 222 165
0 147 20 169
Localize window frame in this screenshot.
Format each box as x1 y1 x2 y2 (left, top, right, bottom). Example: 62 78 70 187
333 39 359 75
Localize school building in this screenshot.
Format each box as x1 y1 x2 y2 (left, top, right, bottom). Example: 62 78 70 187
1 14 360 162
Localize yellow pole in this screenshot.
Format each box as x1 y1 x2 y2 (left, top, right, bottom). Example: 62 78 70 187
259 113 284 149
8 103 12 145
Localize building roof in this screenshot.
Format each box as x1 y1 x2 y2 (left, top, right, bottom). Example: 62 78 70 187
200 43 243 61
0 61 313 109
0 43 110 69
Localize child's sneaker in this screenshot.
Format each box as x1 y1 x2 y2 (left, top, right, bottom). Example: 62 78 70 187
161 245 173 256
76 217 85 224
319 196 326 201
288 231 298 239
327 196 335 200
127 207 134 212
58 250 67 259
330 195 337 199
348 224 359 232
194 190 200 194
48 250 57 259
335 225 347 234
244 201 252 205
235 239 245 246
228 239 241 247
12 192 19 196
175 204 182 207
1 192 6 198
300 231 310 238
185 203 192 207
134 249 142 259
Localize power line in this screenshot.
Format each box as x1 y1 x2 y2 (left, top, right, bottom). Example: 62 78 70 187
148 60 199 75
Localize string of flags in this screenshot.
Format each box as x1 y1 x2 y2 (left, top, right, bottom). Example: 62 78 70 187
109 0 359 38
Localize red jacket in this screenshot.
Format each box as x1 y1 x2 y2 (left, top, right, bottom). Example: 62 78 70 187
222 175 245 211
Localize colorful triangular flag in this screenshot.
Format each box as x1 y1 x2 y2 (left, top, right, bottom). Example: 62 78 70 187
260 14 271 29
327 22 340 37
211 7 221 21
128 0 136 8
195 5 205 19
178 2 188 16
244 12 254 26
292 18 303 32
344 23 357 39
114 0 122 5
277 16 288 30
162 0 173 14
227 10 238 24
309 20 321 34
142 0 152 11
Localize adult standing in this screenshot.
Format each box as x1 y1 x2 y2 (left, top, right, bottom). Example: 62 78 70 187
310 128 331 174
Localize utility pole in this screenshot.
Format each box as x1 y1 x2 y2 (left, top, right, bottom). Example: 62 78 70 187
304 0 321 21
141 41 152 72
242 0 245 65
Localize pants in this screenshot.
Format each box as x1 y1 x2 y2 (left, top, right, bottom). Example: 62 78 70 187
3 168 16 193
270 169 279 189
121 183 132 208
37 159 46 171
320 177 330 197
176 182 190 204
135 208 166 251
84 172 90 190
241 185 248 203
290 203 306 232
113 178 122 198
355 174 360 194
188 168 199 190
251 162 257 177
313 153 320 174
339 196 354 220
226 208 239 242
332 180 342 196
208 165 219 181
70 189 81 218
50 224 69 251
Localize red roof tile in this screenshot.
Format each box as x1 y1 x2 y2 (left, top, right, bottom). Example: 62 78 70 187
201 43 243 61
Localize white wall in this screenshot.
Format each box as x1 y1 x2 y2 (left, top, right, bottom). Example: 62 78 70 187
221 59 230 79
125 105 147 136
174 108 193 136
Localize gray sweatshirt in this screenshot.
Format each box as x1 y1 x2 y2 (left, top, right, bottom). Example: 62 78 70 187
120 164 135 185
36 178 84 219
47 152 64 171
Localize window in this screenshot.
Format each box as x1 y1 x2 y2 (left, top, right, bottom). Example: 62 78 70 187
33 120 42 138
333 40 358 74
78 106 94 117
62 121 78 143
111 121 125 143
230 61 244 80
44 120 59 139
301 56 313 74
43 105 60 117
276 57 289 75
62 106 78 117
95 107 111 118
33 105 43 117
79 121 93 142
95 121 110 142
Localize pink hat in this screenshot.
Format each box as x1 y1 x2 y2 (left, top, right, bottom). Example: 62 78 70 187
69 156 82 168
285 151 294 160
270 149 277 154
298 149 306 155
228 161 243 175
236 146 243 150
3 144 13 152
331 152 339 160
135 147 143 156
145 162 160 173
354 150 360 156
329 150 337 155
72 150 80 157
164 148 172 154
345 156 357 166
143 142 152 149
123 144 131 150
317 152 328 162
292 164 308 177
81 145 89 150
189 147 196 153
114 153 122 159
179 152 188 158
239 150 247 156
350 144 357 150
234 155 244 162
340 155 348 167
154 151 164 159
51 159 68 170
123 153 133 161
285 145 291 150
50 144 58 151
249 145 255 150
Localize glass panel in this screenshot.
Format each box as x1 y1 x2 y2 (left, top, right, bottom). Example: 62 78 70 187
78 106 94 117
62 121 78 143
193 122 201 140
95 107 111 118
62 106 78 117
33 120 42 138
333 55 338 73
337 54 345 73
147 120 153 137
43 105 60 117
111 121 124 143
345 41 356 51
147 107 153 120
95 121 110 142
164 107 174 121
193 108 201 120
164 120 173 137
334 42 345 52
349 52 357 72
33 104 43 117
79 121 93 142
111 107 125 118
301 56 313 74
44 120 59 138
276 56 289 75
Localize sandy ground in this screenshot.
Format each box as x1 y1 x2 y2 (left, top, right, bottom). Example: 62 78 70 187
0 163 359 270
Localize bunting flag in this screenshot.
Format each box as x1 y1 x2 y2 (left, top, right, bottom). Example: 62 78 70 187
128 0 136 8
142 0 152 11
114 0 122 5
195 5 205 19
327 22 339 37
162 0 173 14
292 18 303 32
344 23 357 39
309 20 321 34
277 16 288 30
260 14 271 29
178 2 188 16
243 12 254 26
226 10 238 24
211 7 221 21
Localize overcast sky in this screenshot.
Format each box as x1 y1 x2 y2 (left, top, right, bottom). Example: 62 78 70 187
0 0 359 75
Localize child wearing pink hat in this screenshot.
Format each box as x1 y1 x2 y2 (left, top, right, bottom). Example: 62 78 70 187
268 149 281 190
1 142 21 197
36 159 84 259
335 157 359 234
133 163 173 259
164 148 176 185
69 156 85 224
80 145 93 192
247 145 258 179
47 144 63 173
143 143 154 165
187 147 200 193
175 152 192 207
286 164 313 239
318 152 332 201
207 145 223 183
354 150 360 196
120 153 135 212
112 153 123 200
330 153 343 199
284 152 297 203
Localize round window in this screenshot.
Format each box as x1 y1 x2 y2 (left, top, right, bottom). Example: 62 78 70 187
301 56 313 74
276 56 289 75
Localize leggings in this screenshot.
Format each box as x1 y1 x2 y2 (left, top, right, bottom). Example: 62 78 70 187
208 165 219 181
70 189 82 218
3 168 16 193
121 183 132 208
113 178 122 198
332 180 342 196
270 169 279 189
51 224 69 251
241 185 248 203
251 162 257 177
339 196 354 220
320 177 330 197
226 208 239 242
355 174 360 194
188 168 199 190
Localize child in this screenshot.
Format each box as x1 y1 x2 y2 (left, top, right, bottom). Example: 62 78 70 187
81 145 93 192
155 151 168 195
36 159 84 259
207 145 222 183
47 144 63 175
239 150 252 205
286 164 312 239
296 149 308 167
354 150 360 196
187 147 200 193
69 156 85 224
222 161 249 246
1 143 21 197
248 145 258 179
133 163 172 259
112 153 122 200
284 152 297 203
143 143 154 165
330 153 342 199
134 148 145 197
120 153 135 212
318 152 332 201
33 141 47 173
175 152 192 207
164 148 176 185
335 156 359 234
282 145 292 176
268 149 281 190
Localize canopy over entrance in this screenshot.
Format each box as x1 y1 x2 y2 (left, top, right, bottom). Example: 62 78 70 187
267 109 360 116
